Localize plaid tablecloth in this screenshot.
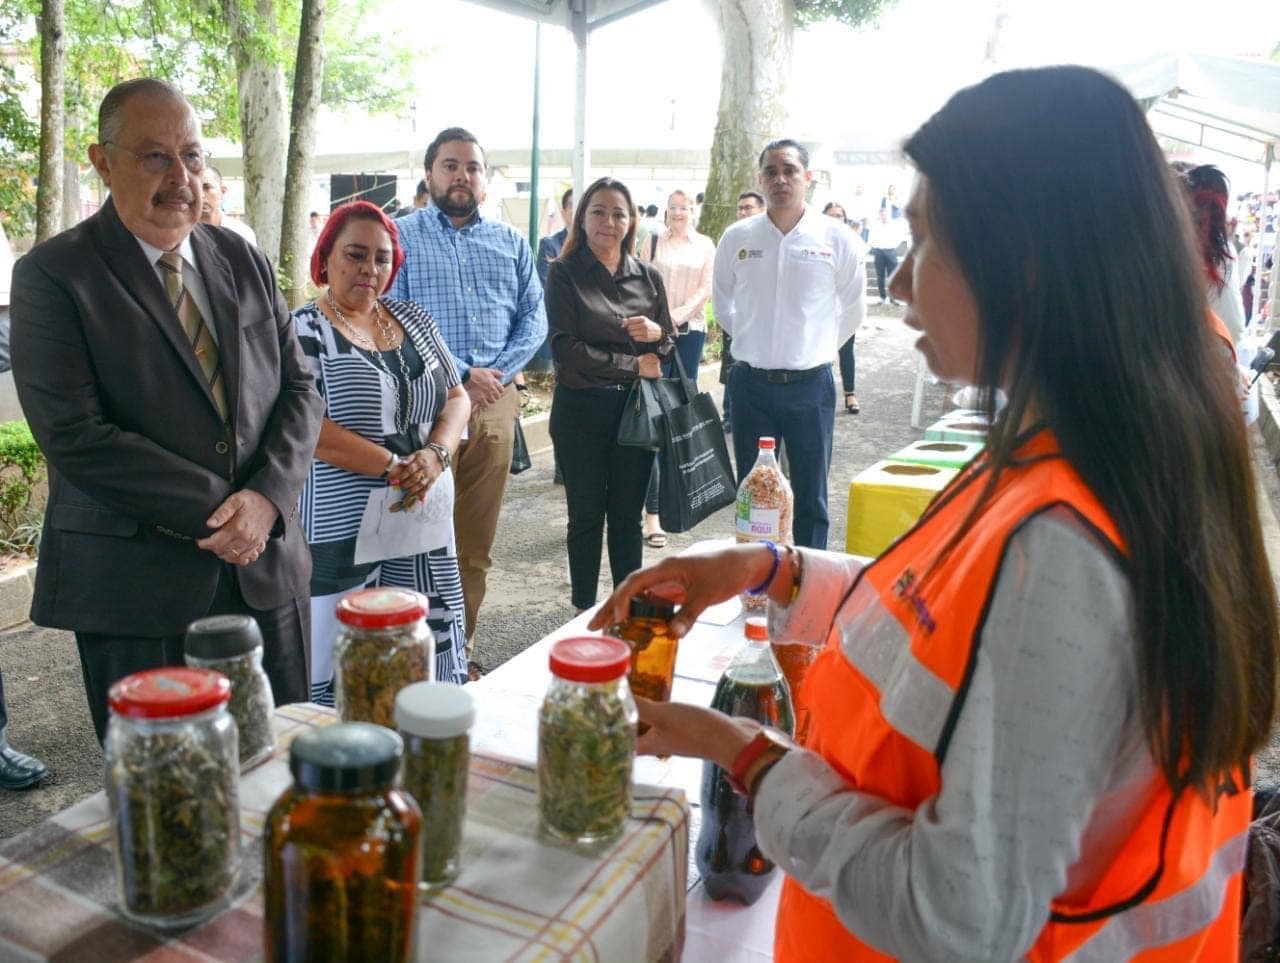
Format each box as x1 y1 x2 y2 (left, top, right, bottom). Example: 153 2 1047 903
0 703 689 962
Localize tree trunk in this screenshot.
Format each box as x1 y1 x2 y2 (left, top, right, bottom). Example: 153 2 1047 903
699 0 794 244
225 0 288 262
279 0 327 308
35 0 65 243
62 157 79 229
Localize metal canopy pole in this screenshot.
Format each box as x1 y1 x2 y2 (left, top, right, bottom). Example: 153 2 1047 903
1257 143 1274 330
528 21 542 251
571 1 589 204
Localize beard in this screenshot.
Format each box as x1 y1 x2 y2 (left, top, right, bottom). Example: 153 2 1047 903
432 183 479 219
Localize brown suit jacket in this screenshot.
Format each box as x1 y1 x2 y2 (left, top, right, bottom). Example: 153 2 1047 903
10 197 323 635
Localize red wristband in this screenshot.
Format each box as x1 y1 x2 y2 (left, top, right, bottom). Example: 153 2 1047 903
727 727 792 796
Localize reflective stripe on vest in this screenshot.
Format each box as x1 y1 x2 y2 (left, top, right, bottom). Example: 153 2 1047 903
774 429 1250 962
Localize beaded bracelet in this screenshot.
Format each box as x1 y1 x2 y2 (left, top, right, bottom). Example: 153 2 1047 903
746 540 781 596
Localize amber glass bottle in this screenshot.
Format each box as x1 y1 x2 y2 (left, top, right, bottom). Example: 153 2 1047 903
612 586 681 707
264 723 422 962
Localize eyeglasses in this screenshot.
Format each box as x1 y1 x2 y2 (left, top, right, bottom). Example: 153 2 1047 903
104 142 211 175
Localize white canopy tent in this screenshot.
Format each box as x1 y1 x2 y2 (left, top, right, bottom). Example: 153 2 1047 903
464 0 672 202
1108 52 1280 322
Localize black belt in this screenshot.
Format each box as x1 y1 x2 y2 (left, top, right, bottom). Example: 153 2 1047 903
739 362 831 384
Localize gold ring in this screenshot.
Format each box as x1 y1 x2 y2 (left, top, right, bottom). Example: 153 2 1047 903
418 471 426 482
230 547 242 556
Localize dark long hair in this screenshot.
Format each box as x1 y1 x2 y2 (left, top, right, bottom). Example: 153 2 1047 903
1180 164 1233 288
560 177 638 262
903 66 1277 794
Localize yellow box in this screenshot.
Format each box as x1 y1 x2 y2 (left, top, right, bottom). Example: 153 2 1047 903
887 439 984 470
845 460 958 557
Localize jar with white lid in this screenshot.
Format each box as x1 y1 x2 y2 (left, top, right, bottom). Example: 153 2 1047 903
333 587 434 728
396 681 475 891
104 667 240 928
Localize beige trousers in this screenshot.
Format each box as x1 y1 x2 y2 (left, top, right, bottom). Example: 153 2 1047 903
453 382 519 650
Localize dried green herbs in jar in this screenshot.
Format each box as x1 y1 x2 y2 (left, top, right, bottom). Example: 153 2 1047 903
538 637 637 845
185 614 276 768
396 682 474 891
105 668 241 928
334 589 434 728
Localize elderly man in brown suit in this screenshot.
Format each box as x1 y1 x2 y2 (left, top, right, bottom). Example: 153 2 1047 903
10 78 323 740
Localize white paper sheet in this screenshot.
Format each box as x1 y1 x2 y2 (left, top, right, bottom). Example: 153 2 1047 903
353 468 455 564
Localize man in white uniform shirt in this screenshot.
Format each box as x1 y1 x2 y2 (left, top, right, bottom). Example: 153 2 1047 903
713 138 865 549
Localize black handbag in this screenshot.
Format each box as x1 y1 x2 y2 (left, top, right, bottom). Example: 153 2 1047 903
617 364 693 451
652 353 736 533
510 418 531 474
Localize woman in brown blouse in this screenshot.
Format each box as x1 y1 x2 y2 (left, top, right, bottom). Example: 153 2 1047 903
546 177 675 611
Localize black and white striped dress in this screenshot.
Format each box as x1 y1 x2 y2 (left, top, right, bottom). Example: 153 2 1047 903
293 297 467 694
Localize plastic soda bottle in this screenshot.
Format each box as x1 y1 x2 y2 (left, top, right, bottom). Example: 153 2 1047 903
735 438 793 612
696 617 795 904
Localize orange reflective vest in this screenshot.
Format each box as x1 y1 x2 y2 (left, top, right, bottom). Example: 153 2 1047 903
775 430 1250 962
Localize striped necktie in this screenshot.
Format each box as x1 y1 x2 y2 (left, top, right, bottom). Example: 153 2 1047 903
157 251 226 419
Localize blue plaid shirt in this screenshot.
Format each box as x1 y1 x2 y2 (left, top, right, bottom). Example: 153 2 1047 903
389 201 546 383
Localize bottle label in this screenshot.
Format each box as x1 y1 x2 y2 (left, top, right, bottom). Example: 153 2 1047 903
736 506 781 538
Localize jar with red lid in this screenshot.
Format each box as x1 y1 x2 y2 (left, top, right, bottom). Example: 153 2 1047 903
333 588 434 728
104 667 241 928
538 636 637 845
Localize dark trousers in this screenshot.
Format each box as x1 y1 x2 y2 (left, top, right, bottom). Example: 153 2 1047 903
838 336 856 393
75 564 310 741
645 330 708 516
551 384 656 609
0 668 8 732
872 248 899 300
727 363 836 550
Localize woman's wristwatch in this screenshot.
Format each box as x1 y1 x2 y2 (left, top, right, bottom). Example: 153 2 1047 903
728 727 796 797
425 442 451 471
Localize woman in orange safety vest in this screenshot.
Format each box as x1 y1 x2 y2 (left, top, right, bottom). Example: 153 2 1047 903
590 65 1279 961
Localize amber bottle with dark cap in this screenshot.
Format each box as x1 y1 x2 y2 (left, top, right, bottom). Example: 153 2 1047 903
264 723 422 962
612 585 681 708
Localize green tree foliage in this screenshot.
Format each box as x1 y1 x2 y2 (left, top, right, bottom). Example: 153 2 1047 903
0 7 39 235
793 0 896 27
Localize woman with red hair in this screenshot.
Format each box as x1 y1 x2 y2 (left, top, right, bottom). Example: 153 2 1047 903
293 201 471 696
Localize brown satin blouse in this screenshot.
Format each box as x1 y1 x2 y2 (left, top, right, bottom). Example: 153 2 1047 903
545 244 675 389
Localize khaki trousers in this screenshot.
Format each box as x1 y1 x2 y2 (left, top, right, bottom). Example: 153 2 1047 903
454 382 519 649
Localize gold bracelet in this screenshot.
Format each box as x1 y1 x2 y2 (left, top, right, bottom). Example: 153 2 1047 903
785 545 804 605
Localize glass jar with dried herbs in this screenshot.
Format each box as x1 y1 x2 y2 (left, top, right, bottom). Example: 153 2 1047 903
184 613 275 768
334 588 434 728
105 667 240 928
538 636 637 845
395 681 474 893
612 586 680 722
264 722 422 962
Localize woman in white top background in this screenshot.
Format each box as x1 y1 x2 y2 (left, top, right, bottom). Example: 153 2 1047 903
639 189 717 548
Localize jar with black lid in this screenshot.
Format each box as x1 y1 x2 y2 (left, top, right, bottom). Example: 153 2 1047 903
184 613 275 768
264 722 422 962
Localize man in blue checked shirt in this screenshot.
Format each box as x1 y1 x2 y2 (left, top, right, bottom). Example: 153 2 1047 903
390 127 546 672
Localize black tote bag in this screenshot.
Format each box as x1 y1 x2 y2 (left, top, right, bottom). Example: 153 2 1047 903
617 367 694 451
652 353 737 533
510 418 532 474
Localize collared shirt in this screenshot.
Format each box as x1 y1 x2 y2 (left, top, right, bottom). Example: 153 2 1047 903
545 244 675 390
389 200 546 384
866 217 908 252
536 227 568 286
712 207 865 371
133 232 217 344
643 229 716 330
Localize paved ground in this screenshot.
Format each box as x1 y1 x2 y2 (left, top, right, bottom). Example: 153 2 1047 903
5 305 1280 839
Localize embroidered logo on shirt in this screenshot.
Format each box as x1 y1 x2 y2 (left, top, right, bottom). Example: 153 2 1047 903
737 248 764 261
894 568 937 634
795 247 834 261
